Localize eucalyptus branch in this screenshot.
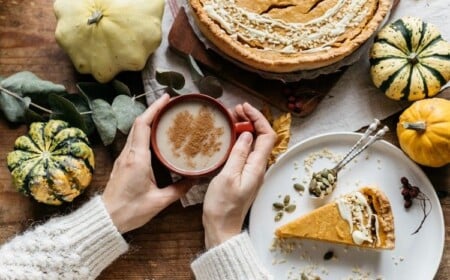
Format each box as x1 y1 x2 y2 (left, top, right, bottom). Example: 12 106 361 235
0 70 217 146
0 85 53 114
0 84 160 117
134 87 167 100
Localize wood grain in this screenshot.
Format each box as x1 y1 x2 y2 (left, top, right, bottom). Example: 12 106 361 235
0 1 448 279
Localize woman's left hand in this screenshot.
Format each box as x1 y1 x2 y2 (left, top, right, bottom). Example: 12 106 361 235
102 94 193 234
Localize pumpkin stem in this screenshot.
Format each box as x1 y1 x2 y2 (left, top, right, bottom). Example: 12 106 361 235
403 121 426 132
407 53 419 65
87 10 103 25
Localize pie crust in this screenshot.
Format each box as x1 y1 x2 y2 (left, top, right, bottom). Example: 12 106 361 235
275 186 395 249
188 0 393 72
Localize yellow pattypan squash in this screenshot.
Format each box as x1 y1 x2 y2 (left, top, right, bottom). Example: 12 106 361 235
54 0 165 83
397 98 450 167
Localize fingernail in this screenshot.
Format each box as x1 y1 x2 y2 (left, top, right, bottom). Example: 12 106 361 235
239 131 253 144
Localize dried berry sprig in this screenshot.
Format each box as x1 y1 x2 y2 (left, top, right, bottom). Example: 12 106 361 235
400 177 432 235
283 87 324 117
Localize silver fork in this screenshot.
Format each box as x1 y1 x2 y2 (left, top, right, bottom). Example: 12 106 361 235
308 119 389 198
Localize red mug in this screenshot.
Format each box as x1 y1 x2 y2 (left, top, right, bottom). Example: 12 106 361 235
150 94 254 177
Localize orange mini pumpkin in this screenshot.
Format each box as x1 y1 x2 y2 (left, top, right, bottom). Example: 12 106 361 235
397 98 450 167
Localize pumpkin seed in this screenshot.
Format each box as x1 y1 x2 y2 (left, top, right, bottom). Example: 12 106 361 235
327 173 335 183
293 183 305 192
321 169 331 177
323 250 334 260
274 211 283 222
283 195 290 206
301 272 320 280
285 204 296 213
321 178 330 186
273 202 284 210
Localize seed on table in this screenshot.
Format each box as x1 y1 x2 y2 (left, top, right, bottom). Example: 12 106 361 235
323 250 334 260
275 211 284 222
283 195 291 206
285 204 296 213
273 202 284 210
293 183 305 192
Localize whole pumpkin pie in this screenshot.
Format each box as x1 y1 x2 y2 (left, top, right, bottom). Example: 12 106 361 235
275 186 395 249
188 0 393 72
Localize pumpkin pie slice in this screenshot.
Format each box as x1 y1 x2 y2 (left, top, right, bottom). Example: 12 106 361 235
275 186 395 249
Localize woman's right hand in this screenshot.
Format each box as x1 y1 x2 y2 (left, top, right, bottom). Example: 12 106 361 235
202 103 277 249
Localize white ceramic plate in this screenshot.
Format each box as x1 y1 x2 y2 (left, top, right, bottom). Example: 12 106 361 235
249 132 444 279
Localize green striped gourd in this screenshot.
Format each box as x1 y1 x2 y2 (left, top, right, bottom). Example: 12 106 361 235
7 120 95 205
370 17 450 101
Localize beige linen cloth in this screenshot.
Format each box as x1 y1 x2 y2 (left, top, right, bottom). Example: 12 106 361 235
143 0 450 207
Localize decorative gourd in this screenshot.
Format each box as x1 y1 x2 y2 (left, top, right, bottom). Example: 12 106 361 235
397 98 450 167
370 17 450 101
7 120 95 205
53 0 164 83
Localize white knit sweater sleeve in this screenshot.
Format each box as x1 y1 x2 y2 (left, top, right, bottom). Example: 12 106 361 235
191 232 273 280
0 196 128 280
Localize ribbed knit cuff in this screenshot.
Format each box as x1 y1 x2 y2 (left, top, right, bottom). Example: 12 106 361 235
191 232 272 280
52 196 129 278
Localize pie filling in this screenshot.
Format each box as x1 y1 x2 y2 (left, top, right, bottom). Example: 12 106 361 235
200 0 374 54
336 191 381 246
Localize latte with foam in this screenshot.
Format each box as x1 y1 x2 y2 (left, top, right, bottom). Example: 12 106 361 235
154 99 232 173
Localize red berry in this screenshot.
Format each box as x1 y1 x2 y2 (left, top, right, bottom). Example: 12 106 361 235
409 187 420 198
404 199 413 208
287 102 295 111
401 177 409 185
401 188 410 197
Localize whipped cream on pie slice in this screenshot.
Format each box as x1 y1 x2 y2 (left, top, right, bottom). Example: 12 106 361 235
336 190 381 245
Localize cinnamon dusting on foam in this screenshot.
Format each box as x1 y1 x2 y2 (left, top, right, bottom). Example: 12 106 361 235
167 105 224 169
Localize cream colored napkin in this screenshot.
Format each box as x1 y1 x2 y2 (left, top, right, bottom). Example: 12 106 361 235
143 0 450 207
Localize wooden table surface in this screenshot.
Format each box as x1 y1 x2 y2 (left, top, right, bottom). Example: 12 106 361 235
0 1 448 279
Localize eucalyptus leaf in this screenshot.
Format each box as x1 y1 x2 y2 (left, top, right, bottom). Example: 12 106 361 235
0 76 4 83
76 85 93 109
91 99 117 146
48 93 88 133
187 55 204 83
0 71 66 96
62 93 95 135
112 95 146 134
77 82 116 103
0 91 30 122
24 109 46 123
198 76 223 98
112 80 131 96
155 70 185 90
